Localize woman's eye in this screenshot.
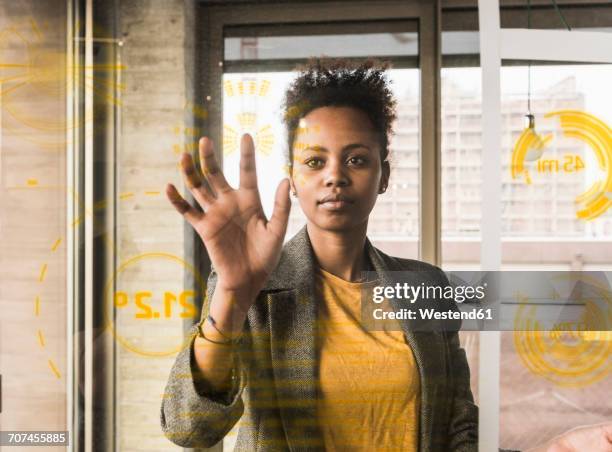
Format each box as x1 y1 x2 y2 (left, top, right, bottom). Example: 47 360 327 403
347 156 367 166
305 158 324 168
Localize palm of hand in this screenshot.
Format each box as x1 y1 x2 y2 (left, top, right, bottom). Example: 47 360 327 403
165 134 291 306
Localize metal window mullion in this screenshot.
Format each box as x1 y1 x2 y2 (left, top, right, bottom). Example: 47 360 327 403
478 0 502 451
83 0 95 450
213 2 425 25
419 0 442 265
66 0 76 446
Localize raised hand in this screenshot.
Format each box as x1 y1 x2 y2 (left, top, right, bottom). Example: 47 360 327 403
165 134 291 314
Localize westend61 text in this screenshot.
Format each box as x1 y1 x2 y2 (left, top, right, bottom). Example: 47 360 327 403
372 308 493 321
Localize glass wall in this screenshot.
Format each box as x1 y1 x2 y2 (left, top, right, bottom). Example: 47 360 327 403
498 62 612 450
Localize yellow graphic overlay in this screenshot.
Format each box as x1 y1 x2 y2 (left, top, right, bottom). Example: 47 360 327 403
0 19 124 149
547 110 612 220
513 275 612 387
103 252 204 358
223 78 275 156
510 110 612 221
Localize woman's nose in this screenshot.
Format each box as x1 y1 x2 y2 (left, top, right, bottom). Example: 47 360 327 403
323 161 349 187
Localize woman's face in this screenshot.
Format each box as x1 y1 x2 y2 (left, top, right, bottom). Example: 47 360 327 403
290 106 390 233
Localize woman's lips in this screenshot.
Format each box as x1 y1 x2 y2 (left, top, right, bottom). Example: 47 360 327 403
319 200 351 210
317 195 354 211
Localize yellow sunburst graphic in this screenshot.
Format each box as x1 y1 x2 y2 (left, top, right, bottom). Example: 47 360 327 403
255 124 274 156
222 78 275 156
513 275 612 388
223 123 275 156
224 79 269 98
237 112 256 129
223 124 239 156
0 19 124 150
510 110 612 221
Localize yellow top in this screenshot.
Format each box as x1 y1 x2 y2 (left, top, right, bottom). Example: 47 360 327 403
315 267 421 451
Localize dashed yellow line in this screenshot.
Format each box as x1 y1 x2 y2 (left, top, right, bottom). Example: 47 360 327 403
0 63 30 68
48 360 61 379
51 238 62 251
38 330 45 347
39 264 47 282
30 19 42 40
36 185 170 378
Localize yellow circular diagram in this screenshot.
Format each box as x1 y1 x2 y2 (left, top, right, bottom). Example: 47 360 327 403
513 274 612 387
511 110 612 221
103 252 205 358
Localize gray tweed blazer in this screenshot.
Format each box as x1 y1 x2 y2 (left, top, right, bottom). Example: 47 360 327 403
161 226 479 451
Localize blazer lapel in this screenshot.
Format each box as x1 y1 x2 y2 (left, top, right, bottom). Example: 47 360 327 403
266 227 323 451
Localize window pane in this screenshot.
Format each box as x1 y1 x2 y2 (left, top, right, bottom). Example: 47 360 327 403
441 66 483 269
369 70 420 258
222 71 304 239
499 63 612 450
441 60 612 449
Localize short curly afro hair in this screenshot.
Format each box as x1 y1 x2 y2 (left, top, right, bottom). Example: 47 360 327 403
282 58 397 168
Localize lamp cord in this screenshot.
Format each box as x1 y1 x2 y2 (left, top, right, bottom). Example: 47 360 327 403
526 0 571 117
551 0 572 31
527 0 532 115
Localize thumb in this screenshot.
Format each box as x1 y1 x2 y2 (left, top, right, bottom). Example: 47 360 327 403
267 178 291 238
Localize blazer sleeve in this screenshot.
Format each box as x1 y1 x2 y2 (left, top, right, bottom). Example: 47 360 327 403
160 267 250 448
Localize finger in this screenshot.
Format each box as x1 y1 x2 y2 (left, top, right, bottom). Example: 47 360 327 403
165 183 203 226
180 153 215 208
267 178 291 238
239 134 258 190
180 151 203 189
199 137 232 194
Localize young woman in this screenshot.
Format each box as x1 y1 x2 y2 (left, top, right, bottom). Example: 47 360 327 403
161 60 612 452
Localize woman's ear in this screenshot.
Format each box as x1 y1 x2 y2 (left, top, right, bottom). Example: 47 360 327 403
289 176 298 197
379 160 390 194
